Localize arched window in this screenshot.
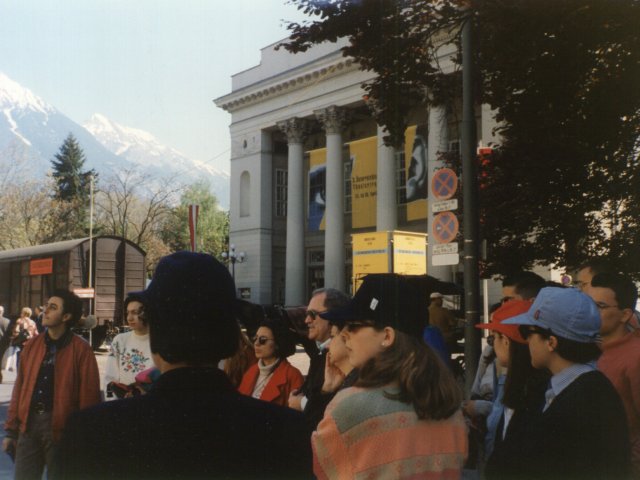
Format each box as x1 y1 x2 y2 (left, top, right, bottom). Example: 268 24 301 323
240 171 250 217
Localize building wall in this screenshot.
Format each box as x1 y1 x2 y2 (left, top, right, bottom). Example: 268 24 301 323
216 36 505 306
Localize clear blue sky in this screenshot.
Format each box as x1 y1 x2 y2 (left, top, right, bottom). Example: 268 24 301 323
0 0 310 173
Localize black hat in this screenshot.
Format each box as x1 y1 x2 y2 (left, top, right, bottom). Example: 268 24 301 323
321 273 427 338
131 251 238 360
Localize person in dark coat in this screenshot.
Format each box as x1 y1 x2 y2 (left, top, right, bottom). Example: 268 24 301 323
52 251 313 480
502 287 630 479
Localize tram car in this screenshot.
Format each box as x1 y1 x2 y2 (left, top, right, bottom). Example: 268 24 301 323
0 235 146 349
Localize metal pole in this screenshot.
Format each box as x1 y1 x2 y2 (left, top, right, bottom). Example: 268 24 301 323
88 174 94 316
461 14 481 396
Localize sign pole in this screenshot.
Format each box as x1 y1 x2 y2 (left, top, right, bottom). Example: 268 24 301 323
461 13 481 396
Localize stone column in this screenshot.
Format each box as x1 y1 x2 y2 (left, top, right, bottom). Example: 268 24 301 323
315 106 348 292
376 125 397 231
277 118 310 306
427 106 453 281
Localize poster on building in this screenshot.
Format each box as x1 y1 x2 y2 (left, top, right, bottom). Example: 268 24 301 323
392 231 427 275
348 136 377 229
352 231 391 291
308 148 327 231
405 125 429 221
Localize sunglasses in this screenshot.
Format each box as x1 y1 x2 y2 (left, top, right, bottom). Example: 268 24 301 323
252 336 274 346
486 334 495 347
518 325 552 340
345 320 376 332
305 309 327 320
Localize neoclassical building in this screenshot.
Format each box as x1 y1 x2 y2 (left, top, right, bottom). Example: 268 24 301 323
215 36 500 306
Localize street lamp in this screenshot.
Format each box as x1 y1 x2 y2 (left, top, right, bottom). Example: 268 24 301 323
221 244 246 280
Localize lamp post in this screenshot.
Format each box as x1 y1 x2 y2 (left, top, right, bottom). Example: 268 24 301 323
221 244 246 280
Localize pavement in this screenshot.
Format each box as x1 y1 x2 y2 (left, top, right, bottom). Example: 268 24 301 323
0 348 311 477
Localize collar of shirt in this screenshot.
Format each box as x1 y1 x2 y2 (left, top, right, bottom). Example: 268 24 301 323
316 338 331 353
544 362 595 411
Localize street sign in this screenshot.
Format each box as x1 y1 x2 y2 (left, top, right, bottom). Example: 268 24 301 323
432 253 460 266
431 168 458 200
432 199 458 213
433 243 458 255
74 288 95 299
432 211 459 244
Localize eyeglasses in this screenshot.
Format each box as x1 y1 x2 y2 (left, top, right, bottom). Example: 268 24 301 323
594 301 619 310
252 336 274 346
518 325 552 340
305 309 327 320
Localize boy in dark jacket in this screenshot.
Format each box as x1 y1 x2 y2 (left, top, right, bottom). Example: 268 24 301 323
503 287 630 479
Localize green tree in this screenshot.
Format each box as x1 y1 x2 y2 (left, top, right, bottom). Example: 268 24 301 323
50 133 96 238
160 181 229 259
282 0 640 278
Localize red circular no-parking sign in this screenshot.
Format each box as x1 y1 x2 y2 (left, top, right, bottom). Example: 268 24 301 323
431 168 458 200
432 211 459 244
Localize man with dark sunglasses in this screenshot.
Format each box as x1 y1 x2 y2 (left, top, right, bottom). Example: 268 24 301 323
502 287 630 479
288 288 349 426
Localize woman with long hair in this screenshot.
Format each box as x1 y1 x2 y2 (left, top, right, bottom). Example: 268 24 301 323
238 318 303 407
476 300 550 479
313 274 467 479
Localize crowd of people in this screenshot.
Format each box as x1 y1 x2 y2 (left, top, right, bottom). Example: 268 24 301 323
0 251 637 479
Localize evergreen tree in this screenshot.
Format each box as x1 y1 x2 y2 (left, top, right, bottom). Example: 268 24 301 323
50 133 96 239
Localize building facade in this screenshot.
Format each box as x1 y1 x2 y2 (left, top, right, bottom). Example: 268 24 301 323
215 35 501 306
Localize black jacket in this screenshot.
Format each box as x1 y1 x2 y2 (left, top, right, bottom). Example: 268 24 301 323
488 370 630 480
53 367 313 480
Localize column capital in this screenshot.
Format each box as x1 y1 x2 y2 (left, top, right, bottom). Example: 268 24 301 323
277 117 311 144
314 105 349 135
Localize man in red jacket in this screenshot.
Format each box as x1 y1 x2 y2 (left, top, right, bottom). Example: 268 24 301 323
2 289 100 479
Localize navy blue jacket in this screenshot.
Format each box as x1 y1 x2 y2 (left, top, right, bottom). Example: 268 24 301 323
53 367 313 479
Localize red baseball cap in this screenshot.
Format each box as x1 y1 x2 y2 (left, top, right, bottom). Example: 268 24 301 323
476 300 531 344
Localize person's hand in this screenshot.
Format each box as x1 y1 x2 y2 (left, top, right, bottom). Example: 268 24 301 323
321 352 345 394
288 391 304 411
2 437 16 459
462 400 476 418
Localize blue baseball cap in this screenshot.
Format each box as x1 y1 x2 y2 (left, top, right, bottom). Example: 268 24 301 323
502 287 601 343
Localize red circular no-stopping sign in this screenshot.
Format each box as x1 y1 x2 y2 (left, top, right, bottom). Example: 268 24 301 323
432 211 459 244
431 168 458 200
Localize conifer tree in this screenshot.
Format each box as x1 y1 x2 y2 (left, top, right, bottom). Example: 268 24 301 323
50 133 96 239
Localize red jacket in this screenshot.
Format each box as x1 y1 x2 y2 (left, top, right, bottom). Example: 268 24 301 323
238 359 303 407
5 332 101 442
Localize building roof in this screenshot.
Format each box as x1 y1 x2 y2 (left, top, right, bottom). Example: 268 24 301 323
0 238 90 263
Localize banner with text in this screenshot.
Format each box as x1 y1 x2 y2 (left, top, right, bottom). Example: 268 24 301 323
348 136 377 229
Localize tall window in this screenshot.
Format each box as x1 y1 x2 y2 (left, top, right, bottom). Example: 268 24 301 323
240 171 250 217
395 151 407 205
275 168 287 217
344 159 353 214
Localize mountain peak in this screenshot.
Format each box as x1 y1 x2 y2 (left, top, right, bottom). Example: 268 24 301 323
0 72 54 115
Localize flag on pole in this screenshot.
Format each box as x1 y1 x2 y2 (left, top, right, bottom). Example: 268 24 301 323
188 204 199 252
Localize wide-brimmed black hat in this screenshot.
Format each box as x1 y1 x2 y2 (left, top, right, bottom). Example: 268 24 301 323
130 251 238 360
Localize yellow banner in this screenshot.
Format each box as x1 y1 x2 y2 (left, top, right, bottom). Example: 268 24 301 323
349 136 377 229
405 125 428 221
393 231 427 275
308 148 326 231
352 231 390 291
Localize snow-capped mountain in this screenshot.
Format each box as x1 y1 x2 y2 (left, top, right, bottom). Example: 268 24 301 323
0 72 229 208
84 114 230 208
0 72 136 177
